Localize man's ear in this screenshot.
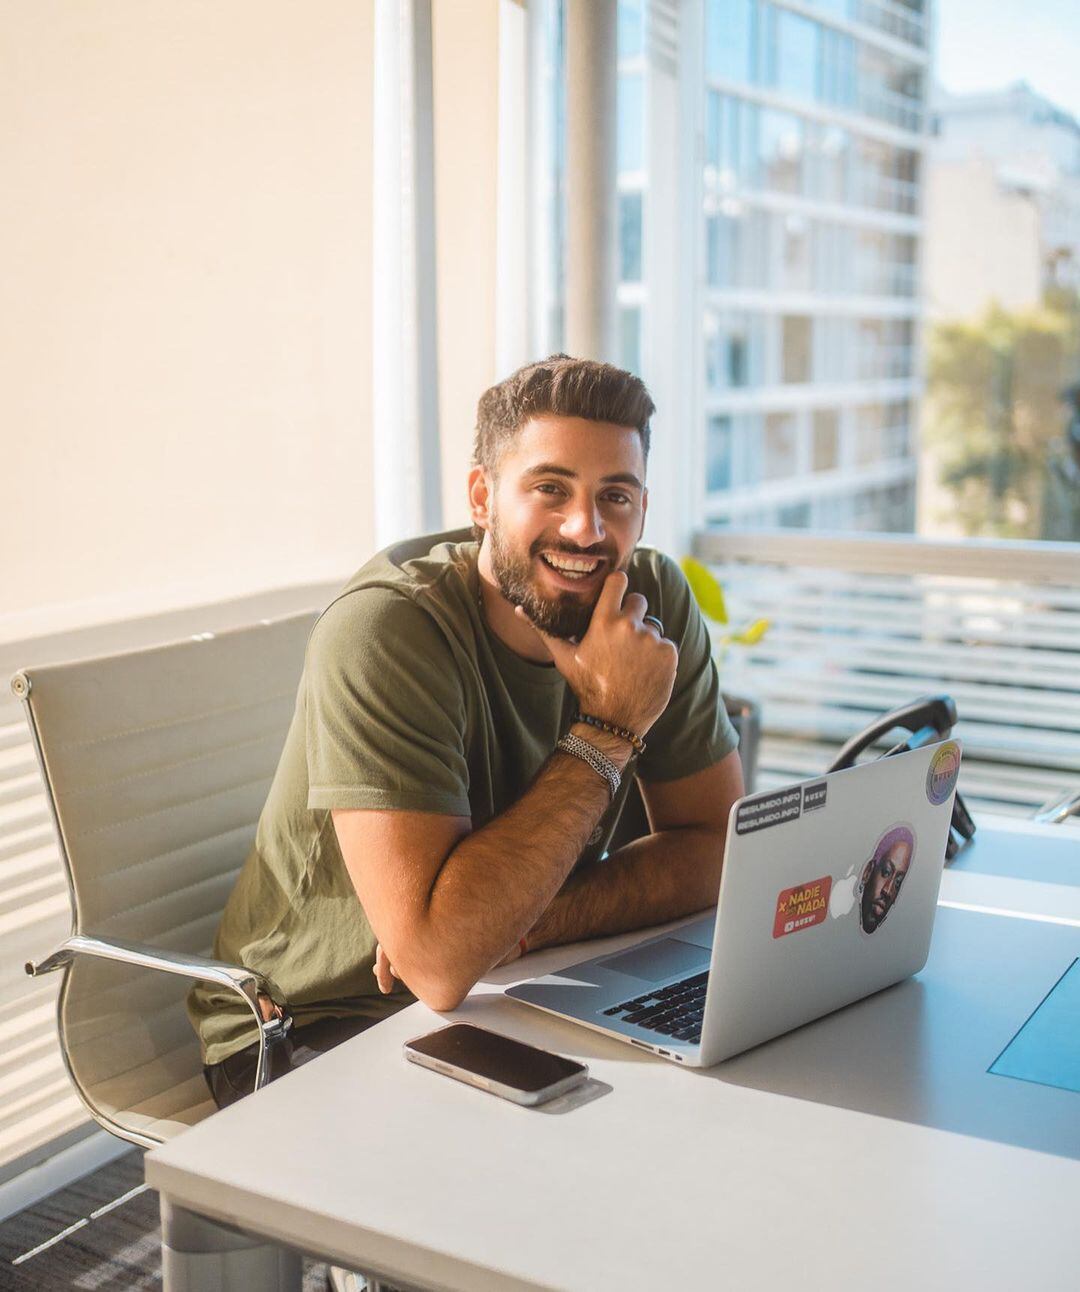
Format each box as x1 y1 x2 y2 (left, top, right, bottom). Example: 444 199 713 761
859 858 875 889
638 486 648 540
468 465 493 533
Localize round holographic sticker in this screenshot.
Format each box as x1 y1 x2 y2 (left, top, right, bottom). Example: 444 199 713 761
926 741 961 806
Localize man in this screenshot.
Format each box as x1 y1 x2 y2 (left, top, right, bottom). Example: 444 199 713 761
858 828 914 934
189 355 744 1106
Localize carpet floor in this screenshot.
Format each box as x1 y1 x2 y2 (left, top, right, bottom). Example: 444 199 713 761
0 1148 329 1290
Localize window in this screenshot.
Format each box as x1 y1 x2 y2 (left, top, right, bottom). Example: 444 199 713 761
707 415 734 492
777 500 812 527
620 305 642 375
618 72 644 173
855 318 914 380
770 7 819 103
816 316 846 381
883 400 912 458
782 315 813 383
812 409 840 470
781 214 812 291
707 206 768 288
619 192 643 282
741 413 764 484
855 403 884 465
820 26 856 110
815 124 850 203
758 108 804 193
706 310 765 388
617 0 643 57
857 46 923 131
706 0 756 84
706 212 734 287
764 411 798 479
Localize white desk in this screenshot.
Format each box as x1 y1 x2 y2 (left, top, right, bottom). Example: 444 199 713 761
147 817 1080 1291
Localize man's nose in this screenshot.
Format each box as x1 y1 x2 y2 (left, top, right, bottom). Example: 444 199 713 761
560 499 604 547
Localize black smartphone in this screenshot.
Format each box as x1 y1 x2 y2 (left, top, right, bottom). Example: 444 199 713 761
403 1023 588 1106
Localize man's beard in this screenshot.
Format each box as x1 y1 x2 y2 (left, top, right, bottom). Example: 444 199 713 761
487 515 621 641
860 886 887 933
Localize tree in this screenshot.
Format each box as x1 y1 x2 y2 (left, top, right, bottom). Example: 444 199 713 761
923 293 1080 538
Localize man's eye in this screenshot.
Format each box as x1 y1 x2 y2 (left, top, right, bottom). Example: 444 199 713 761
881 862 893 879
536 483 563 496
603 492 632 506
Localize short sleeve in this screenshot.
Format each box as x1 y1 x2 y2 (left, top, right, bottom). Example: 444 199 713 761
305 588 472 815
635 555 739 783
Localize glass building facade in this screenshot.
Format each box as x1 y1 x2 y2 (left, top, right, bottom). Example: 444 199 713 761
700 0 927 532
540 0 928 534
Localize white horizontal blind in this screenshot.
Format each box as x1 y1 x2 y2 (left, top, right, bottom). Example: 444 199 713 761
0 692 83 1170
695 530 1080 819
0 584 337 1177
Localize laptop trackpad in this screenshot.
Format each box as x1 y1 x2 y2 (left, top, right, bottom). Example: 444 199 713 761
598 938 710 983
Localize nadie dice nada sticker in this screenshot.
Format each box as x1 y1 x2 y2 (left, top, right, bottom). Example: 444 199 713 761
773 876 832 939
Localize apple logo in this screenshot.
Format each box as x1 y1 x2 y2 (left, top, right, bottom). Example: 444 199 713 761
830 863 858 919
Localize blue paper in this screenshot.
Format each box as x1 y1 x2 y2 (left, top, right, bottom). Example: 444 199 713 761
991 958 1080 1095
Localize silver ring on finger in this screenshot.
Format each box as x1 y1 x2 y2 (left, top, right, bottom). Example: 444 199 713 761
642 614 664 635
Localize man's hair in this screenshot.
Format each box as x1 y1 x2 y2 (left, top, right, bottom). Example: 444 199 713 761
472 354 655 473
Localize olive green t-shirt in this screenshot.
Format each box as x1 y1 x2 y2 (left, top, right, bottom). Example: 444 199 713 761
188 530 738 1065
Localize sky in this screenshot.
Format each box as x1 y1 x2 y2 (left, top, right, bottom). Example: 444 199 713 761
935 0 1080 120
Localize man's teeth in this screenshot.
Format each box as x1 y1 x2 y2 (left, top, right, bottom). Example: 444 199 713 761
542 554 600 578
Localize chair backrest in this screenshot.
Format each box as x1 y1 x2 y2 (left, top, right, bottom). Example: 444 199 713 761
14 611 318 1144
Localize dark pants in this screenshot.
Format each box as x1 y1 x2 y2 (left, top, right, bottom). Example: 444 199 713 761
204 1014 379 1109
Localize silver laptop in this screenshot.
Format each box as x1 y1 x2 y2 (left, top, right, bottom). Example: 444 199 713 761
507 741 963 1068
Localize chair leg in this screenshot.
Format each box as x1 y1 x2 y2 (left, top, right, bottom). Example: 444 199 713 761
160 1195 302 1291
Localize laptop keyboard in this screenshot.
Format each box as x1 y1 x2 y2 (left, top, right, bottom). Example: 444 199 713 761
600 970 709 1044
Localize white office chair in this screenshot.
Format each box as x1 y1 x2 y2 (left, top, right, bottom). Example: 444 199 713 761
15 612 319 1289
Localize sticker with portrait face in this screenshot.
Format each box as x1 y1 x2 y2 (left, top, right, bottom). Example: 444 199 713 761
855 824 917 935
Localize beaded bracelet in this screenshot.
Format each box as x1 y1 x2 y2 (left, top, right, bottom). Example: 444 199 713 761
576 712 647 755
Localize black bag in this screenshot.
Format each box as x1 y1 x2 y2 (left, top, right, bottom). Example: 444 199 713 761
825 695 976 860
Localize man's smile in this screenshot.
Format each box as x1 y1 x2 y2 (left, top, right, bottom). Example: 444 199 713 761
538 550 605 584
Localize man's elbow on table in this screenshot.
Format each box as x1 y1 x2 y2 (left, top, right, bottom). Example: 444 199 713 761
375 932 479 1015
415 981 471 1014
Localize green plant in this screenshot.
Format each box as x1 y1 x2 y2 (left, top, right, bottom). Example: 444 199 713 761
680 556 770 649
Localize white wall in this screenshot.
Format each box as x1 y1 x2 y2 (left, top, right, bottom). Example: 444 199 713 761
433 0 501 529
922 157 1042 320
1 1 376 640
0 0 508 1189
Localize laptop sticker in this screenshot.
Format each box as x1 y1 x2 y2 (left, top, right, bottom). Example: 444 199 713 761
735 787 802 834
828 823 916 936
926 741 961 805
802 781 828 811
773 875 832 938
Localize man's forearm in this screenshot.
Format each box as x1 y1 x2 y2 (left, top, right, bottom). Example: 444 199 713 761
403 724 633 1008
525 825 724 954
